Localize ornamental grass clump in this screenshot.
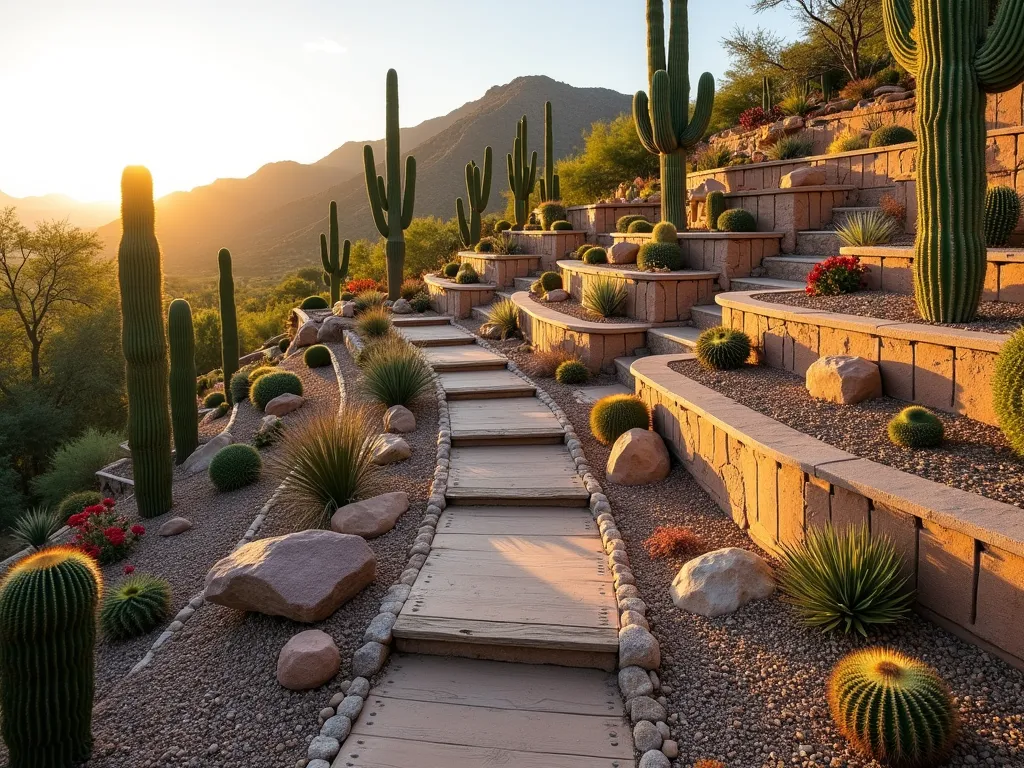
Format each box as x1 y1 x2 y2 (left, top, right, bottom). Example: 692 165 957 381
805 255 868 296
355 306 393 339
555 359 589 385
589 394 650 446
835 210 900 248
637 241 683 271
828 647 958 767
524 347 578 378
303 344 332 368
100 573 171 641
399 278 425 300
829 129 869 154
353 290 387 314
10 507 63 550
992 326 1024 455
361 339 433 407
888 406 944 448
250 371 303 412
300 295 329 310
777 525 913 636
582 247 608 265
583 278 627 318
208 444 262 492
766 134 814 161
67 498 144 565
695 326 751 370
486 298 520 340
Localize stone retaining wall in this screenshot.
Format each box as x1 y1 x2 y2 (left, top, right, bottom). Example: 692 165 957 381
724 186 854 253
509 230 587 271
566 202 662 235
425 275 496 319
457 251 540 288
632 354 1024 670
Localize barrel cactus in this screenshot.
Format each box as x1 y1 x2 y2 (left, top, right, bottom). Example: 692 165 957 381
320 201 351 305
695 326 751 369
0 546 101 767
250 371 303 412
717 208 757 232
551 220 573 231
455 264 480 284
993 326 1024 454
616 214 649 233
555 359 589 385
590 394 651 445
457 147 492 248
868 125 916 147
443 262 461 278
539 271 563 292
300 296 329 310
828 647 958 767
888 406 944 448
638 241 684 271
219 248 240 405
627 219 654 233
985 186 1022 247
209 444 263 492
168 299 199 464
706 191 726 230
583 247 608 265
304 344 332 368
507 114 538 229
652 221 678 242
100 573 171 641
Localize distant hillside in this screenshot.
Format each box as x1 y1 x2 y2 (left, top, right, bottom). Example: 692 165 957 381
97 76 632 277
1 191 119 229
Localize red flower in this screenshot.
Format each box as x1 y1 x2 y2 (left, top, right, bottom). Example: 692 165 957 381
102 498 116 508
84 504 105 515
83 544 101 558
67 512 88 528
130 524 145 536
123 565 135 575
103 526 126 547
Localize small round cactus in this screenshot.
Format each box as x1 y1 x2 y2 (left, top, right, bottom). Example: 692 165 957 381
651 221 678 243
575 242 593 259
551 220 573 231
717 209 757 233
616 214 649 233
539 271 563 292
203 391 226 409
582 247 608 265
985 186 1022 247
304 344 332 368
555 359 589 385
300 295 329 310
589 394 651 446
868 125 916 148
443 262 461 277
250 370 303 411
100 573 171 641
627 219 654 233
455 264 480 284
888 406 944 448
638 241 684 271
695 326 752 370
993 326 1024 454
495 219 512 232
828 647 957 767
209 444 262 492
474 238 495 253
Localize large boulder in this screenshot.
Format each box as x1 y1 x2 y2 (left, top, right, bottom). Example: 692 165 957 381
688 178 727 202
330 492 409 539
780 166 827 188
317 316 346 343
204 530 376 622
372 434 411 465
606 428 670 486
670 547 774 617
608 241 640 265
277 630 340 690
181 432 233 476
384 405 416 434
295 320 320 347
805 355 882 404
265 393 305 417
543 289 569 302
391 298 412 315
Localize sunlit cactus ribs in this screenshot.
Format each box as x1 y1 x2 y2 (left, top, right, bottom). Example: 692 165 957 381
883 0 1024 322
320 200 351 304
457 146 492 248
539 101 560 202
364 68 417 300
633 0 715 230
507 114 537 229
218 247 239 404
168 298 199 464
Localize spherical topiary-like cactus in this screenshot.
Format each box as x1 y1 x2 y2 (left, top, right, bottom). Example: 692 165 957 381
868 125 916 148
717 209 757 233
555 359 589 385
100 573 171 641
0 546 101 767
994 326 1024 455
538 202 567 230
985 186 1022 247
651 221 678 243
582 247 608 265
539 271 563 292
616 214 649 233
888 406 944 448
627 219 654 234
589 394 651 446
455 264 480 284
551 220 573 231
248 365 277 384
229 369 253 403
474 238 495 253
637 241 684 271
250 371 303 411
209 444 262 492
706 192 727 231
300 295 329 310
202 391 226 409
278 337 290 352
443 262 461 278
575 243 593 259
695 326 752 370
304 344 332 368
57 491 103 521
828 647 957 768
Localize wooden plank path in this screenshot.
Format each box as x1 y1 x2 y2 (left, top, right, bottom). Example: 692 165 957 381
437 368 536 400
396 324 476 347
420 344 508 372
448 397 564 445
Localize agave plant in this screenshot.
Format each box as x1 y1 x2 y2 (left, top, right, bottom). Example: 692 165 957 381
765 134 814 161
491 232 524 255
486 298 520 340
10 507 64 550
582 278 627 318
361 339 434 407
835 210 901 248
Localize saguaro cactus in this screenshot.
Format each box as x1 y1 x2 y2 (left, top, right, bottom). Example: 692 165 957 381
320 200 351 304
507 115 538 229
117 165 173 517
364 68 417 301
168 299 198 464
218 248 239 404
762 76 772 112
633 0 715 230
883 0 1024 322
539 101 561 202
457 147 492 248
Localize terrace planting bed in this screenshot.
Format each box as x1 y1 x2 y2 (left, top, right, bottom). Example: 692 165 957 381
508 229 586 270
456 250 539 288
720 185 854 253
424 273 496 319
566 201 661 235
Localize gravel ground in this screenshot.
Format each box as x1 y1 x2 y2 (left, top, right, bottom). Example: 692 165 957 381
456 313 1024 768
668 359 1024 509
755 290 1024 334
527 292 648 324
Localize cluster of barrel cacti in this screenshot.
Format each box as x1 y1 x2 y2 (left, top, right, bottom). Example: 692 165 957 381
320 200 351 304
457 147 492 248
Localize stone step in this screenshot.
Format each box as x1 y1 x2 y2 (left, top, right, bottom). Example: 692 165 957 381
513 276 535 293
647 326 701 356
421 345 509 372
438 369 537 400
397 325 477 347
448 398 565 446
729 276 805 293
762 255 823 281
613 356 637 390
831 206 882 225
446 445 591 507
795 230 842 256
691 303 722 330
390 315 453 327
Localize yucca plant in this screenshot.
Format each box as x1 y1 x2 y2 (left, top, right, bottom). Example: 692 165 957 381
486 298 520 340
583 278 627 318
353 290 388 314
100 573 171 641
765 134 814 161
355 306 393 339
271 408 381 528
835 210 900 248
10 507 64 550
361 340 433 407
778 93 815 117
777 525 914 636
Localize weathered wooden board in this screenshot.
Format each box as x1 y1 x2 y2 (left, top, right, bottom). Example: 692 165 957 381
429 532 605 555
437 369 536 399
447 446 589 504
389 315 452 327
397 324 476 347
422 345 508 371
449 398 564 444
436 506 596 536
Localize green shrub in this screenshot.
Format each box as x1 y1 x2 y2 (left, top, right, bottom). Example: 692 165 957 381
210 403 229 420
399 278 425 300
765 135 814 161
985 186 1022 247
356 306 393 339
100 574 172 641
616 214 649 233
339 291 354 302
637 241 683 271
876 67 901 86
354 290 387 314
31 428 123 507
888 406 944 448
443 262 461 278
993 326 1024 455
250 371 303 411
304 344 332 368
486 298 520 339
828 647 957 767
300 295 329 310
202 391 226 409
582 247 608 264
361 341 433 407
869 125 916 147
229 368 254 403
248 365 277 383
555 359 589 385
835 210 900 247
705 193 726 230
455 264 480 284
575 243 593 259
495 219 512 232
583 278 627 318
538 202 568 230
717 208 757 232
777 93 815 117
410 292 431 313
209 444 262 492
551 220 573 231
778 524 913 635
695 326 751 369
627 219 654 234
651 221 678 242
278 337 290 352
475 238 495 253
11 507 63 550
589 394 650 446
539 271 563 292
56 490 103 521
828 130 869 154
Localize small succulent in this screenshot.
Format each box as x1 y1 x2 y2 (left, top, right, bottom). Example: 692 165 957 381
888 406 944 448
209 444 263 492
589 394 650 446
250 371 303 412
985 185 1022 247
101 573 172 641
539 271 563 292
551 220 573 231
695 326 751 370
616 215 649 233
409 292 431 313
555 359 589 385
303 344 332 368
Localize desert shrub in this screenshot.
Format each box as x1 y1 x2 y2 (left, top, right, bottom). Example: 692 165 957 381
616 215 649 233
361 341 433 407
101 573 172 641
878 193 907 222
627 219 654 234
538 202 568 230
202 391 226 409
644 526 706 559
250 371 303 411
209 444 262 492
985 186 1022 247
11 507 64 550
524 347 578 378
210 403 229 420
56 490 103 521
576 243 593 259
229 368 254 402
582 247 608 265
442 262 461 278
300 295 329 310
589 394 650 445
766 134 814 161
303 345 332 368
738 105 782 130
66 498 143 564
695 326 751 370
778 524 913 634
876 67 901 86
836 210 900 248
409 293 431 313
339 291 354 302
637 241 683 271
475 238 495 253
583 278 627 318
888 406 944 448
828 130 869 154
346 278 379 294
539 271 563 292
992 326 1024 455
717 208 757 232
486 298 520 340
252 417 283 448
692 144 732 171
399 278 425 300
869 125 916 147
31 428 123 507
778 93 815 117
455 264 480 284
356 307 393 340
494 219 512 232
840 76 878 101
806 255 868 296
651 221 677 243
555 359 589 385
551 220 573 231
353 290 387 314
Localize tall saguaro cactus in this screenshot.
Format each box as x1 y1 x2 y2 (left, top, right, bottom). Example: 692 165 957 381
883 0 1024 322
633 0 715 229
364 68 417 301
457 147 492 248
218 248 239 404
168 299 198 464
539 101 560 202
117 166 172 517
320 200 350 304
507 115 538 229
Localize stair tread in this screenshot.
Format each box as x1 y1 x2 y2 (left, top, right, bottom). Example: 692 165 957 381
763 255 823 263
648 326 701 343
729 277 805 290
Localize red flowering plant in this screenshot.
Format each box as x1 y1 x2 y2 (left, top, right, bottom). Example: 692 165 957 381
806 255 868 296
66 498 144 565
346 278 379 294
738 105 783 131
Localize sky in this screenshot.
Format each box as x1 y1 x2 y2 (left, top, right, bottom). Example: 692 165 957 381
0 0 797 202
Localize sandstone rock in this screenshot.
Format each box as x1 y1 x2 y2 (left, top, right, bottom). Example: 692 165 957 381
330 492 410 538
873 85 904 96
543 289 569 302
606 428 669 486
619 625 661 670
780 166 827 188
384 405 416 433
204 530 376 622
317 316 346 343
805 355 882 404
277 630 340 690
878 91 912 105
670 547 775 617
782 115 804 131
391 298 412 314
265 393 305 416
338 301 355 318
295 320 319 347
181 432 234 475
688 178 727 202
608 241 640 265
158 517 193 537
479 323 503 339
372 434 411 465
